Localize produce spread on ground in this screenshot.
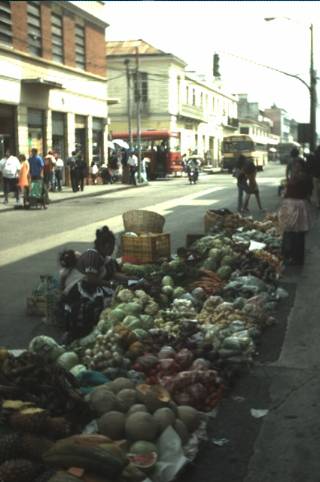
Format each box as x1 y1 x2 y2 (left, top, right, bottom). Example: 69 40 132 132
0 210 287 482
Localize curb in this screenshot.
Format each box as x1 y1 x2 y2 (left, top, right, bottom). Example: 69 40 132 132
0 183 144 213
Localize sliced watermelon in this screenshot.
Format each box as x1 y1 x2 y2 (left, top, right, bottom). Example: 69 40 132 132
128 451 158 469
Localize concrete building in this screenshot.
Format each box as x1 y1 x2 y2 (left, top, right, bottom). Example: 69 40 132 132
264 104 298 143
0 0 109 165
106 40 238 168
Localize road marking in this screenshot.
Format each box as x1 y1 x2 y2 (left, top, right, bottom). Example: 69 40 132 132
0 187 224 267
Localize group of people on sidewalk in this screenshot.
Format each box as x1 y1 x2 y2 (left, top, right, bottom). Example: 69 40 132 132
0 148 64 207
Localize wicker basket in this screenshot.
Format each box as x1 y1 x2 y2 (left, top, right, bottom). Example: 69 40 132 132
121 233 171 264
204 210 224 233
123 210 165 234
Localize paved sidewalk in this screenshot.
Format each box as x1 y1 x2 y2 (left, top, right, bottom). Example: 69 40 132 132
244 213 320 482
0 182 138 212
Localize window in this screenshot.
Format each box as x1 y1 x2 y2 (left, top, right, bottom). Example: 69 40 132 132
212 96 215 112
133 72 148 103
0 1 12 45
27 1 41 56
200 92 203 107
28 108 44 154
186 86 189 104
51 13 63 63
92 117 104 165
240 127 249 135
75 24 85 69
192 89 196 106
52 112 66 159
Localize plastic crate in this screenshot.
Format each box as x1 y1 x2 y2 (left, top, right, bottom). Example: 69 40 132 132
121 233 171 264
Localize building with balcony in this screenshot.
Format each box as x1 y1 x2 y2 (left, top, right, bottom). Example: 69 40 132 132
0 0 109 165
264 104 298 143
106 39 238 167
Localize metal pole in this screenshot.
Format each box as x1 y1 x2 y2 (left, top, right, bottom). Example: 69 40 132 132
135 47 141 183
310 23 317 152
124 59 133 149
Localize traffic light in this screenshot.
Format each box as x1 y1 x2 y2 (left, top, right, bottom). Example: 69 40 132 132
213 53 220 78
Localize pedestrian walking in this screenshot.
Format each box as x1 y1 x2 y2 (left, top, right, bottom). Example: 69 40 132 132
54 152 64 192
43 150 55 192
233 155 249 213
28 148 44 181
0 149 20 205
242 159 264 212
67 151 78 192
279 161 313 265
17 154 30 205
76 155 87 191
128 151 138 185
90 161 99 185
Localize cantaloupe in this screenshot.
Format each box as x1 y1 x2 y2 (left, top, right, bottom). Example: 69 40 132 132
89 387 118 415
153 408 175 432
116 389 137 412
136 384 171 413
127 404 148 415
177 406 200 432
173 419 189 445
110 377 135 394
97 411 125 440
125 412 158 441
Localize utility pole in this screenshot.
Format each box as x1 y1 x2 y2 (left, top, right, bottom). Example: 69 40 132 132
135 47 142 183
124 59 133 149
309 23 317 152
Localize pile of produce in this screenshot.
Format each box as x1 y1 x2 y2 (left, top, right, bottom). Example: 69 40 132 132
2 211 286 482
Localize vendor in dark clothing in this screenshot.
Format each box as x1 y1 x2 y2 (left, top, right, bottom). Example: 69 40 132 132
280 166 313 266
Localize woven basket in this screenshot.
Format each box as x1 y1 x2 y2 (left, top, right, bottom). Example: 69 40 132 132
121 233 171 264
204 210 224 233
123 210 165 234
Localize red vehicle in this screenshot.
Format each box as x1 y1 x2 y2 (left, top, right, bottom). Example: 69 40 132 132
112 129 183 179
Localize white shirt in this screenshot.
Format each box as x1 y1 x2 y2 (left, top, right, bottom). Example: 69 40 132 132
128 154 138 167
0 155 20 178
55 158 64 170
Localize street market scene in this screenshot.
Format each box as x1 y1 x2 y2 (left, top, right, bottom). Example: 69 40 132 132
1 1 320 482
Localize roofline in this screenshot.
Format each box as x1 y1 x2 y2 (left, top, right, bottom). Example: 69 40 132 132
60 1 108 29
185 74 237 101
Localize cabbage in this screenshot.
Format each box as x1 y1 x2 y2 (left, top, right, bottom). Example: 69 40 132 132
144 302 159 316
109 308 126 323
173 287 186 298
117 289 134 303
202 258 218 271
161 285 174 296
162 275 174 287
28 336 64 361
208 248 222 261
122 315 141 329
217 266 233 280
57 351 79 370
139 314 154 330
70 364 87 377
123 302 143 316
220 255 234 267
97 318 114 334
132 328 148 339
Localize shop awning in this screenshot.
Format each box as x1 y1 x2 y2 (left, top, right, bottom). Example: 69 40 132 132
21 78 64 89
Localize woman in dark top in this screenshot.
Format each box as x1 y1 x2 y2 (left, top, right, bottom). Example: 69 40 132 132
279 164 313 265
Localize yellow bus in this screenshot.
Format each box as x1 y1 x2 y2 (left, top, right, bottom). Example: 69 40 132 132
221 134 268 172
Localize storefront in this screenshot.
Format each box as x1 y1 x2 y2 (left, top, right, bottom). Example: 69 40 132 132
28 109 45 156
92 117 104 165
0 104 16 156
75 115 87 162
52 112 66 160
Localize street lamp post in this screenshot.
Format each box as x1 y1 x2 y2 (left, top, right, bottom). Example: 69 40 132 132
265 17 317 152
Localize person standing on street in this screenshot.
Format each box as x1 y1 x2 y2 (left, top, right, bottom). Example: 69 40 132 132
54 152 64 192
286 147 304 181
233 155 249 213
128 150 138 185
242 159 264 212
306 146 320 208
90 161 99 185
28 148 44 181
17 153 30 204
43 150 55 192
67 151 78 192
0 149 21 205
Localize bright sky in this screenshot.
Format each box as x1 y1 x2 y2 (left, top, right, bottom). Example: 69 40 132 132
104 1 320 123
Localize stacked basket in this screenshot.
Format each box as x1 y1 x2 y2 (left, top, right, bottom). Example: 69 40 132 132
121 210 171 264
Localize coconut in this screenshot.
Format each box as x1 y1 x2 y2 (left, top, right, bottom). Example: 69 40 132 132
153 408 176 432
90 387 118 415
125 412 159 441
97 411 125 440
127 404 148 415
136 384 171 413
117 389 137 412
111 377 135 394
177 406 201 432
173 419 189 445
